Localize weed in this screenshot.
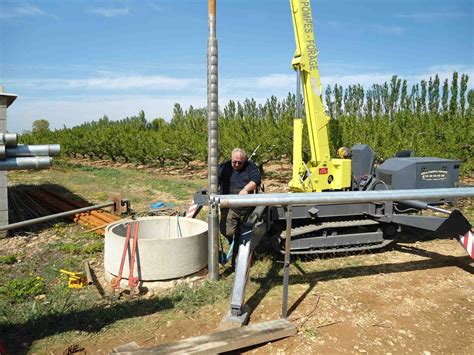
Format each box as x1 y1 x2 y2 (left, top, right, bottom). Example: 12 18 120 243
0 254 17 265
0 276 46 302
58 242 82 255
56 240 103 255
83 241 103 254
304 327 318 337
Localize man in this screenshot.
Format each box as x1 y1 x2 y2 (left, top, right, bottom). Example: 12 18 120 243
219 148 261 267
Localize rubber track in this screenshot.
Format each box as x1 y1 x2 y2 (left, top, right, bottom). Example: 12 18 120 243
279 219 392 254
280 219 380 239
285 240 393 255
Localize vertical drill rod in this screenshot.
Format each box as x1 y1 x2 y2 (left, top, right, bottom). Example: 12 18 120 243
207 0 219 280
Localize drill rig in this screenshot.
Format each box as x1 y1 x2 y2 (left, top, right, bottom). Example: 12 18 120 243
204 0 473 325
274 0 470 255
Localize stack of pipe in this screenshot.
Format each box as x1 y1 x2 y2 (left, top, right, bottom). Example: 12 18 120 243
28 187 121 235
0 132 60 171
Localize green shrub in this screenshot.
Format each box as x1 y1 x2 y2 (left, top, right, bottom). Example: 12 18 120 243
0 254 17 265
0 276 46 302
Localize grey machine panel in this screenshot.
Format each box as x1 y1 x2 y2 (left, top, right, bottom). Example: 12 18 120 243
375 157 461 197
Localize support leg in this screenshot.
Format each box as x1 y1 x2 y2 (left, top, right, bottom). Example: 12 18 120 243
282 205 292 318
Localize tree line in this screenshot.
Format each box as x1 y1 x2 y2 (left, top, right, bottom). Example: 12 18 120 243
21 72 474 174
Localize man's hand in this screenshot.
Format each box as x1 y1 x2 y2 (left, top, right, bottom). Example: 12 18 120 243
239 181 257 195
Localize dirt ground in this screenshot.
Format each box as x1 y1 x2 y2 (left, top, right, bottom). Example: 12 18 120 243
2 161 473 354
34 237 472 354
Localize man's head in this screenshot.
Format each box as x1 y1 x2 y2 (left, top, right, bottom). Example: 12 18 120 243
231 148 246 171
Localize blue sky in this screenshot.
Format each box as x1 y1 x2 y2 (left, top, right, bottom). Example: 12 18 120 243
1 0 473 133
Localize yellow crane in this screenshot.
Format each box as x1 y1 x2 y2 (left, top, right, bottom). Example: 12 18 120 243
288 0 351 192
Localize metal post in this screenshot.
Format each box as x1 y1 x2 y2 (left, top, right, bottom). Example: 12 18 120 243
0 87 17 238
282 205 292 318
207 0 219 280
0 200 119 231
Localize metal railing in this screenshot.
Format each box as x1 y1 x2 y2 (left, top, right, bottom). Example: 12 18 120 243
212 187 474 208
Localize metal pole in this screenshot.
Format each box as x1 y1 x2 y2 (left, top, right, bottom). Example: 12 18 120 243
84 261 93 285
6 144 61 157
212 187 474 208
0 201 117 231
282 205 292 318
0 156 52 171
207 0 219 280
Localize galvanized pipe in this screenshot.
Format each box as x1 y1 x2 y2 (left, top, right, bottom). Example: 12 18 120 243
212 188 474 208
0 132 18 147
6 144 61 157
84 261 93 285
0 201 117 231
0 156 52 171
207 0 219 281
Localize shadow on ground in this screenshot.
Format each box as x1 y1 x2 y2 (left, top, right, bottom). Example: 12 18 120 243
7 184 100 235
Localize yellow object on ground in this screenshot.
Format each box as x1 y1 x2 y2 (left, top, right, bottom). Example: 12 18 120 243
59 269 87 288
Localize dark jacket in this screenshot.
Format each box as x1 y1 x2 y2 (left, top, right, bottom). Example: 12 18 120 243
218 160 261 195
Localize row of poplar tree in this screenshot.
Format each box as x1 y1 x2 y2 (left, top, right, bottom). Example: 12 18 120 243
21 72 473 174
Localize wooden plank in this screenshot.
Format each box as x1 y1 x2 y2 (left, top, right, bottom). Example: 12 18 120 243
126 318 296 354
112 341 141 353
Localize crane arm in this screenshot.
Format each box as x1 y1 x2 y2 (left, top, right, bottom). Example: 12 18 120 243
288 0 351 192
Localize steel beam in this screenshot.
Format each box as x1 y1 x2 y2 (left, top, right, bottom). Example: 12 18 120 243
212 188 474 208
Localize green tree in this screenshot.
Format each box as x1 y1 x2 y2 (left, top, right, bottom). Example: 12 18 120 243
441 79 449 112
467 89 474 117
460 73 469 116
449 71 459 115
32 119 50 132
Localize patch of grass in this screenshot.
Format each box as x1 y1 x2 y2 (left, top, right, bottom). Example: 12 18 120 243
57 240 103 255
83 241 103 254
172 280 232 313
0 254 18 265
9 163 206 211
0 276 46 303
58 242 82 255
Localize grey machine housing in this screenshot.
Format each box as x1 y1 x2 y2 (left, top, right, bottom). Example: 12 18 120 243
375 157 460 193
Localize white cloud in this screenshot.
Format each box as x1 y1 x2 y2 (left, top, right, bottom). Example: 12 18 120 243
0 3 46 19
147 1 163 12
87 7 129 18
220 74 294 98
6 64 473 133
7 95 206 133
11 74 203 91
421 64 474 81
321 64 474 89
397 12 469 21
372 25 405 36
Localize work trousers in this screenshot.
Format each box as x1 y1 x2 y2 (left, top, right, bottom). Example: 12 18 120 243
219 207 250 268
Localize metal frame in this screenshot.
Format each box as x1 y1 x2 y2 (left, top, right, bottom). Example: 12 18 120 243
212 187 474 320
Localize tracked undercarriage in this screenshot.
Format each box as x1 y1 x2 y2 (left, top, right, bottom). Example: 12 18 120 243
278 219 392 254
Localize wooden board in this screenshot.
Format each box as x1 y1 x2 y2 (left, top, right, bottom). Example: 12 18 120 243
120 318 297 354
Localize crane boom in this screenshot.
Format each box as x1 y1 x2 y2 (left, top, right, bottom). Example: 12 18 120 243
288 0 351 192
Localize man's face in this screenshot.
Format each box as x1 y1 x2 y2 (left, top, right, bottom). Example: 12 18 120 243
231 153 245 171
